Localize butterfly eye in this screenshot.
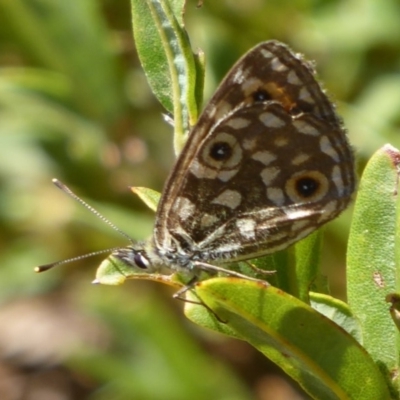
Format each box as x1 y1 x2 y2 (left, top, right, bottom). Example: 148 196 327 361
209 141 232 161
253 89 272 102
134 253 150 269
286 170 329 203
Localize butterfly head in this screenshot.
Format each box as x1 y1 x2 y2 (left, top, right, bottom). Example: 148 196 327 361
94 242 200 287
111 244 153 271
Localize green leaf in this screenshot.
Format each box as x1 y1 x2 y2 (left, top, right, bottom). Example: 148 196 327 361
186 278 391 400
294 230 323 302
347 144 400 393
130 187 161 212
309 292 362 343
193 49 206 114
94 255 133 286
131 0 199 153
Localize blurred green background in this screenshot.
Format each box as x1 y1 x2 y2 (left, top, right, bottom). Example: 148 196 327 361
0 0 399 399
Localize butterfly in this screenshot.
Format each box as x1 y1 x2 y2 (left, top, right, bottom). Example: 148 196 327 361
109 40 355 280
37 41 355 284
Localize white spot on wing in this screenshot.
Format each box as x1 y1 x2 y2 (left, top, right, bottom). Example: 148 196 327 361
261 167 280 186
299 87 314 103
207 106 216 119
293 120 320 136
331 165 344 196
320 136 340 162
270 57 288 72
260 49 274 59
214 100 234 121
287 70 302 85
226 117 251 129
236 218 256 239
292 153 310 165
318 201 338 222
252 150 277 165
243 138 257 150
241 77 263 96
176 197 195 220
232 67 249 84
217 169 239 182
211 190 242 209
259 112 286 128
266 187 285 206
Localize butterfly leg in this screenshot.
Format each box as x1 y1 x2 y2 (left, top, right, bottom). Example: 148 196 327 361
172 275 199 299
173 279 228 323
243 261 277 277
193 261 269 283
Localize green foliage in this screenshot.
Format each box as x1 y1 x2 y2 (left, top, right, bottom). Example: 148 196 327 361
2 0 400 399
131 0 202 152
186 279 390 400
347 145 400 395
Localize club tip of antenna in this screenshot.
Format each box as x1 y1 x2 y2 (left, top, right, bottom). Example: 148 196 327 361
52 178 64 189
34 264 54 273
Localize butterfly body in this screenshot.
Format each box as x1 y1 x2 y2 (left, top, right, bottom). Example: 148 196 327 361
113 40 355 277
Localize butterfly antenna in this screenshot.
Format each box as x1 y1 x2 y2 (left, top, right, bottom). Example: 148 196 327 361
35 247 120 273
52 178 134 243
35 179 135 273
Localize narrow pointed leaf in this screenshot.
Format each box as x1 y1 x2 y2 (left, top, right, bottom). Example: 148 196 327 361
131 0 198 152
130 187 161 212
